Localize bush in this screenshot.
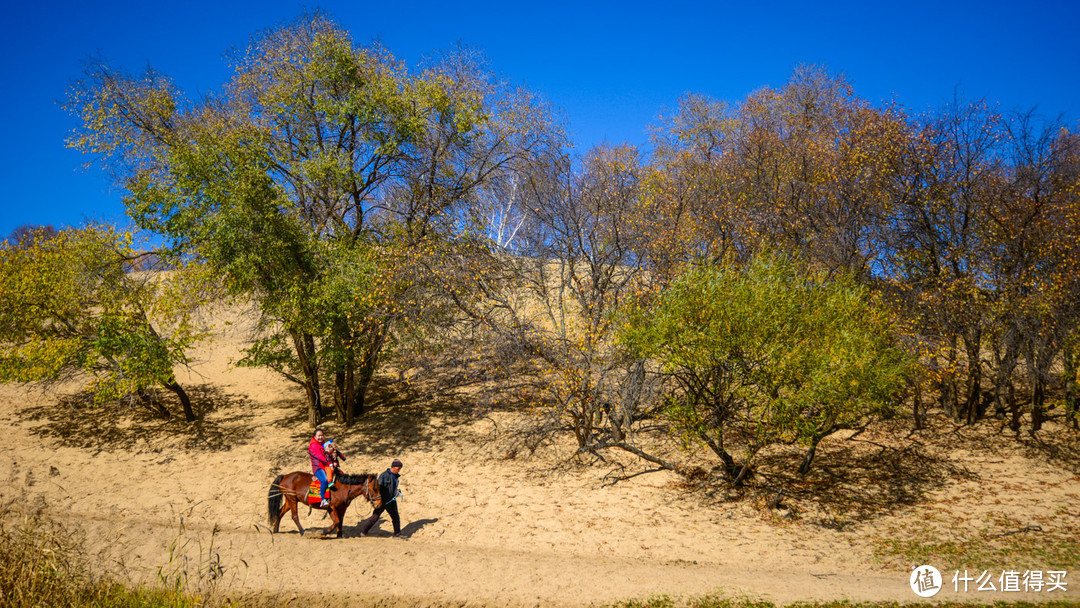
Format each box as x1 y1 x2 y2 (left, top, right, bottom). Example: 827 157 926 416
619 252 913 479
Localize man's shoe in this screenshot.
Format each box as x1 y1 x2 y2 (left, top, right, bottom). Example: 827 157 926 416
319 499 330 507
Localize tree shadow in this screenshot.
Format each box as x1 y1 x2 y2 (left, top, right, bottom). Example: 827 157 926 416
326 374 499 459
20 384 258 453
1022 431 1080 474
688 420 978 529
946 410 1080 475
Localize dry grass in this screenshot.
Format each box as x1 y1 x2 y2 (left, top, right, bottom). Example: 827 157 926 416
610 596 1080 608
0 502 289 608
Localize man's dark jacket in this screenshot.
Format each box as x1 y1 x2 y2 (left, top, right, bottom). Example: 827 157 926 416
377 468 399 504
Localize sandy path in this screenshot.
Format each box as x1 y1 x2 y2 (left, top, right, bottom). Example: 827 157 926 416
62 513 918 608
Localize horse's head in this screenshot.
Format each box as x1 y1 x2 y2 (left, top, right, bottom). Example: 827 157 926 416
366 474 382 508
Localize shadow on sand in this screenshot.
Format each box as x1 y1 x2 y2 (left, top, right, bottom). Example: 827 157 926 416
676 418 979 528
20 384 261 453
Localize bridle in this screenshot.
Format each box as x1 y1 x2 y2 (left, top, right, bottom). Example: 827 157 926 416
348 474 382 508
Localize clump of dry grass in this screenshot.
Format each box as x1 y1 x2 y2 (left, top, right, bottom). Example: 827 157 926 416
0 502 283 608
0 502 94 607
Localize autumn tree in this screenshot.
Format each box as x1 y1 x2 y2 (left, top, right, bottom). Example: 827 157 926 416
68 14 558 427
5 224 59 249
0 226 206 421
449 144 672 462
983 113 1080 433
885 100 1003 423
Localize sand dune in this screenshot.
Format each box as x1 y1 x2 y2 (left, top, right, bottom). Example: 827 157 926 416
2 304 1078 606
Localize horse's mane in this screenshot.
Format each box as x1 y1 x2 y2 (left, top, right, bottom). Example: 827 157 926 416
335 471 375 485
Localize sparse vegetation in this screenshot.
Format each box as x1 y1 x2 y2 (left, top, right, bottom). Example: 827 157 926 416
609 596 1080 608
0 503 197 607
0 503 296 608
875 533 1080 572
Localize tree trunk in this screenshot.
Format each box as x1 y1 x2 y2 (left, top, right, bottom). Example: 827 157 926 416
698 430 746 481
913 383 923 430
798 414 837 475
1031 382 1045 435
1029 340 1055 436
942 337 960 419
1007 380 1021 437
607 441 678 471
994 330 1021 421
1022 340 1051 436
731 459 754 487
290 330 322 429
334 370 347 422
162 379 196 422
350 325 387 421
343 364 356 425
132 317 193 421
797 438 821 475
963 330 982 424
330 319 358 425
1064 335 1079 430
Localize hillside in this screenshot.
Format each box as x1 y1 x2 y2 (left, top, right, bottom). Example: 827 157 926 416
1 301 1077 607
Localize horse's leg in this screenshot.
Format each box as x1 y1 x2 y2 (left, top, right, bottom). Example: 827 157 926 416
289 495 304 535
274 492 292 533
326 503 341 536
337 503 348 538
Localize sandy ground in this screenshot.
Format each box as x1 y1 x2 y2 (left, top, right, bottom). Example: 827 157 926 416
1 305 1078 606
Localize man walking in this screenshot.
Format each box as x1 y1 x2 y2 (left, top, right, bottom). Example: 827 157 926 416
360 459 403 537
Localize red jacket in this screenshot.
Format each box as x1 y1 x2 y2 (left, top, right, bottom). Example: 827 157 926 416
309 438 330 474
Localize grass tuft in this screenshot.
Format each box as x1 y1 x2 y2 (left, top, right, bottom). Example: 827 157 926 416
0 502 289 608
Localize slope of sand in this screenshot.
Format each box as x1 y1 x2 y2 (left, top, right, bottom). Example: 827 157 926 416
1 305 1078 606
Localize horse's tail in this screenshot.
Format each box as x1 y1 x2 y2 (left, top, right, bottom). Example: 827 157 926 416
268 474 285 528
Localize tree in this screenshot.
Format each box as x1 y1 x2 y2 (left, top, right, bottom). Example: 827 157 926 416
619 252 912 479
447 144 669 463
68 14 558 427
0 226 206 421
5 224 59 249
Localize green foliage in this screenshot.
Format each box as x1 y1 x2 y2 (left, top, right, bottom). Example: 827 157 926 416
68 13 557 425
619 252 913 472
0 226 206 413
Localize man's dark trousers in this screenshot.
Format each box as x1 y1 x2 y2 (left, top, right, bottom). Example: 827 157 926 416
360 501 400 535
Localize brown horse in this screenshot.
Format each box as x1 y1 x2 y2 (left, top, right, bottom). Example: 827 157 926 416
267 471 381 537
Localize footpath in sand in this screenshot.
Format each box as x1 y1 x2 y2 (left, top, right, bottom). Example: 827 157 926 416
1 318 1078 606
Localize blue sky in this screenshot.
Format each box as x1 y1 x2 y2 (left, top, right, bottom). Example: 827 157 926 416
2 0 1077 237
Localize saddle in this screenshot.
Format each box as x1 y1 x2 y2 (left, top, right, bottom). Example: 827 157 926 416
306 471 335 505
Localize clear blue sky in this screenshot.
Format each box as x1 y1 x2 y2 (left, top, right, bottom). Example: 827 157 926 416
2 0 1077 237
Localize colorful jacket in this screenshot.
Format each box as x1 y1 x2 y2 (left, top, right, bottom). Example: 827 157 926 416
309 437 330 474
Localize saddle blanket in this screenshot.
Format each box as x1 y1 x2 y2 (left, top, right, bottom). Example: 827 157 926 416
306 474 334 505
